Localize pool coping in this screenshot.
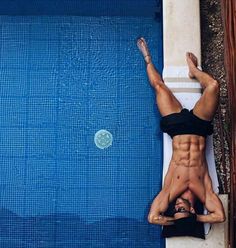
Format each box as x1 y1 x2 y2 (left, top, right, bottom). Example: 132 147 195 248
162 0 228 247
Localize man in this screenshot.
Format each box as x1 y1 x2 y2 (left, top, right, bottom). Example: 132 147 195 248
137 37 225 226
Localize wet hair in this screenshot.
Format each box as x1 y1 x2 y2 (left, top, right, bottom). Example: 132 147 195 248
162 200 205 239
162 213 205 239
174 213 197 234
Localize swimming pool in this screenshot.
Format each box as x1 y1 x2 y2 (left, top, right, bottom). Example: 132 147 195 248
0 1 163 247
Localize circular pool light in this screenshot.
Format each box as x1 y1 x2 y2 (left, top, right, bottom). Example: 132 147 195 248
94 129 113 149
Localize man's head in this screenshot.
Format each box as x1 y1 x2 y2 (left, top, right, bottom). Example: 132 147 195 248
162 197 205 239
173 198 198 236
174 197 195 220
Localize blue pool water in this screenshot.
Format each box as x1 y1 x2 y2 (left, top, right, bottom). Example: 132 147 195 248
0 1 163 247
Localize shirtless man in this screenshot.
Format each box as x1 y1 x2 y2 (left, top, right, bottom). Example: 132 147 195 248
137 37 225 226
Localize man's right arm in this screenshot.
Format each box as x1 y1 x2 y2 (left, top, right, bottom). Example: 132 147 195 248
147 164 176 226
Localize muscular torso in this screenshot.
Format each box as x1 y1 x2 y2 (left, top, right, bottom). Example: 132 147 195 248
150 134 225 224
167 134 209 203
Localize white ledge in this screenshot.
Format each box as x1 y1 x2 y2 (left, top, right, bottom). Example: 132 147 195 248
163 0 201 70
162 0 228 247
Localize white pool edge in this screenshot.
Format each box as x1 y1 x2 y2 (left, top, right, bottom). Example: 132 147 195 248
162 0 229 247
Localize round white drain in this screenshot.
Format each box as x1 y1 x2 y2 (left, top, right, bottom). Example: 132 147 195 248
94 129 113 149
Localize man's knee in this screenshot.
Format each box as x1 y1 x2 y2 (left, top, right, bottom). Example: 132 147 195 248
208 80 219 93
155 83 169 93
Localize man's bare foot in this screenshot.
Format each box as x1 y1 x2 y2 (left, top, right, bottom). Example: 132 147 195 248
186 52 199 79
137 37 152 64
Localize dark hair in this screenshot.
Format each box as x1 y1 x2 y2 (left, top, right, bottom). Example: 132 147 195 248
174 213 197 233
162 213 205 239
162 199 205 239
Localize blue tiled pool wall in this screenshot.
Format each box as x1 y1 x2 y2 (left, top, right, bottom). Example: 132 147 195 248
0 1 164 247
0 0 162 17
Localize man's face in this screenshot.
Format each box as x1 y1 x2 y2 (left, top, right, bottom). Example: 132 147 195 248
174 198 191 212
174 198 192 219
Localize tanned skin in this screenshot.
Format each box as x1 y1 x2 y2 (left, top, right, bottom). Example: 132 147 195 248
137 37 225 226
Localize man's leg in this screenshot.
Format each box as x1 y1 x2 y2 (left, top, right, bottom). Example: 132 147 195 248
186 52 220 120
137 38 182 116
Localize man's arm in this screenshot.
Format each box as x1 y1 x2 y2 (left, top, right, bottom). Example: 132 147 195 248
147 164 177 226
196 192 225 223
197 174 225 223
148 188 175 226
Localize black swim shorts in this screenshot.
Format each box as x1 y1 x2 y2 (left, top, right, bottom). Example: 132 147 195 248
160 108 213 138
